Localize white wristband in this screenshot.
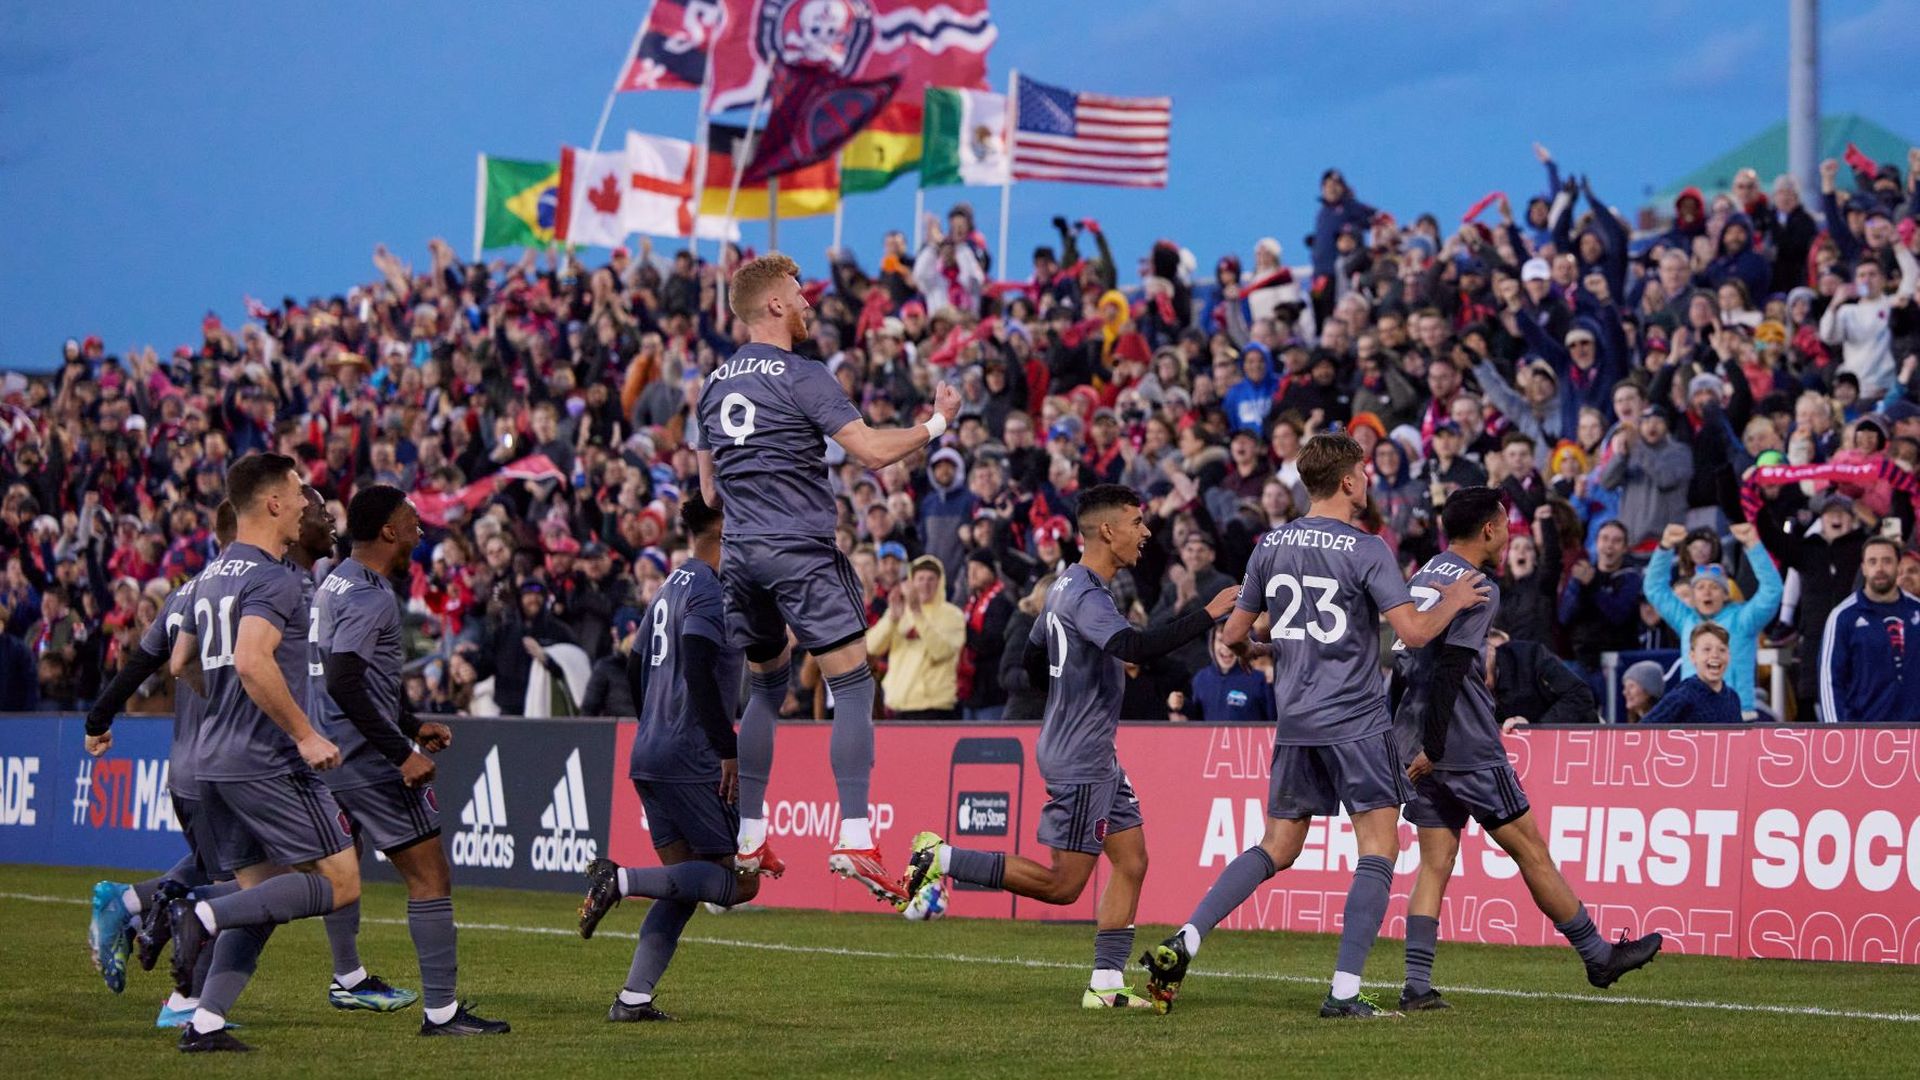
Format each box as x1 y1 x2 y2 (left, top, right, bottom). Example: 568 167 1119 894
924 413 948 441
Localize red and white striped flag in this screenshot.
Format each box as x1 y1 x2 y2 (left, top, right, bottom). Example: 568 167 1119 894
1011 74 1170 188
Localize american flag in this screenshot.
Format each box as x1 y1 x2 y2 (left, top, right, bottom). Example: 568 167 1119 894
1011 74 1171 188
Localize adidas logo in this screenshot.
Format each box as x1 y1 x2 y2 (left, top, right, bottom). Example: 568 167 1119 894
532 748 598 874
451 746 515 869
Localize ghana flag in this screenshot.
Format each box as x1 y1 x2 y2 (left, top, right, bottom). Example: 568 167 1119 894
841 99 924 194
476 155 560 249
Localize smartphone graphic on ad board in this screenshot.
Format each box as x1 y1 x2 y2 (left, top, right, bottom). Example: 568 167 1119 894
946 737 1024 919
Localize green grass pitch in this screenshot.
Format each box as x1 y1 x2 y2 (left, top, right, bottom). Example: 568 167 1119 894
6 864 1918 1078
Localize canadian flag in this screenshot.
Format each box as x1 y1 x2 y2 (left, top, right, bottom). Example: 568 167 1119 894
624 132 738 241
554 146 630 249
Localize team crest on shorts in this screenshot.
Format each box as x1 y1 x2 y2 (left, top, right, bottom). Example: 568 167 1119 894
422 786 439 813
338 810 355 838
1094 818 1109 843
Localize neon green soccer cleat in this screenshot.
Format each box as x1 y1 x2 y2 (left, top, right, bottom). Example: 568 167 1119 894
1082 985 1160 1010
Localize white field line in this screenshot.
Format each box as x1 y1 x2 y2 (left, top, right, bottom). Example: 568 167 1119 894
17 891 1917 1024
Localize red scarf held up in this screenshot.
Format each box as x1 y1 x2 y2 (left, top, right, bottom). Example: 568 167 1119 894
957 579 1005 701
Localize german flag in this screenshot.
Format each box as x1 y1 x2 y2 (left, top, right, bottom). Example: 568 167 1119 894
841 99 924 195
699 124 839 221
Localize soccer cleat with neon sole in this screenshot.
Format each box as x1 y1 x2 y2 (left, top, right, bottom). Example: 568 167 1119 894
328 974 420 1012
1141 934 1192 1011
1586 931 1663 988
828 847 908 905
1320 991 1399 1018
900 830 944 900
87 880 133 993
735 841 786 878
577 858 623 939
1082 985 1160 1010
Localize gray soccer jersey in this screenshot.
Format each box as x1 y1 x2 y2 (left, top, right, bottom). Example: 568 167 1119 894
1237 515 1412 747
141 575 208 799
631 559 741 783
189 542 312 781
1029 565 1134 784
1394 550 1504 771
697 343 860 540
313 557 408 790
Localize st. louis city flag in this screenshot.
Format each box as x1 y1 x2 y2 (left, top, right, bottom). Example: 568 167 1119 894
706 0 995 114
841 98 923 194
920 86 1009 187
617 0 727 92
554 146 632 248
476 156 559 249
742 65 898 185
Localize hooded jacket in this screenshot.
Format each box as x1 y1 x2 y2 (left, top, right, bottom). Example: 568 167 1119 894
918 448 979 587
1702 214 1771 301
866 555 967 713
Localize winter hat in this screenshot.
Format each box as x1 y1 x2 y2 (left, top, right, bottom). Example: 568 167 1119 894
1521 258 1551 283
1623 661 1668 703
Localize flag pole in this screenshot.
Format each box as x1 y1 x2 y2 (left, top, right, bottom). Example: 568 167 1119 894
998 67 1019 280
688 47 716 264
589 17 649 156
722 75 773 241
830 150 845 254
913 187 925 251
769 175 781 251
472 153 488 262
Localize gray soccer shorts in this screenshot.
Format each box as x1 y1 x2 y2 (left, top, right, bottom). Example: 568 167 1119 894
200 770 355 874
1404 763 1531 832
633 779 739 857
170 793 229 882
333 779 442 855
721 534 868 658
1037 771 1143 855
1267 733 1409 819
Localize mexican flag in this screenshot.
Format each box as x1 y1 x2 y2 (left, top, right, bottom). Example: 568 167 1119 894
920 87 1009 188
474 156 559 251
841 99 924 194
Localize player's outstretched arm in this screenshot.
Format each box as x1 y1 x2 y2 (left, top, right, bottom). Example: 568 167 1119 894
234 615 339 770
1104 587 1238 664
831 383 962 470
85 645 168 751
1385 572 1491 648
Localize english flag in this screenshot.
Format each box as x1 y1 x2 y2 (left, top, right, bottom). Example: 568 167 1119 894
625 132 740 240
554 146 631 248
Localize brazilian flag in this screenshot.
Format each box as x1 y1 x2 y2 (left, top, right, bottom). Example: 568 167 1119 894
477 156 559 249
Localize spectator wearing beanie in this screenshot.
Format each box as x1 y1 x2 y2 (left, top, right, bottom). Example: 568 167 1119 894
1620 660 1668 723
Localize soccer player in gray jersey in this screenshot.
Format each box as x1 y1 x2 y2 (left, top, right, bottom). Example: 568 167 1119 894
287 483 424 1016
160 453 360 1053
82 502 239 1023
696 253 960 903
1143 433 1489 1018
576 494 760 1021
900 485 1238 1009
1392 487 1660 1010
315 485 507 1036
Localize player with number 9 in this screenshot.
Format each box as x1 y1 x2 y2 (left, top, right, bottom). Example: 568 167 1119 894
1143 433 1490 1018
695 253 961 903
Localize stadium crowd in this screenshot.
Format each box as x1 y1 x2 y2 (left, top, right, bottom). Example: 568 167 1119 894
6 144 1920 724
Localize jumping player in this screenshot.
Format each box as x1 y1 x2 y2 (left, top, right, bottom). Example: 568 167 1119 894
576 494 758 1019
1393 486 1661 1010
697 253 959 902
902 484 1238 1008
1141 432 1489 1017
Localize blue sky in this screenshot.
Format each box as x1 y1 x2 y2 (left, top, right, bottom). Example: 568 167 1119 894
4 0 1917 371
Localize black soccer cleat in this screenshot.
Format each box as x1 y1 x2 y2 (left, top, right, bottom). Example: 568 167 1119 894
137 879 191 972
608 997 677 1022
1140 934 1193 1011
166 897 210 999
578 858 623 940
420 1003 511 1036
178 1025 252 1053
1586 931 1663 989
1399 986 1451 1012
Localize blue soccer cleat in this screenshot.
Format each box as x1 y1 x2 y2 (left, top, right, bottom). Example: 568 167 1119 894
328 973 421 1012
155 998 196 1028
88 881 134 994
